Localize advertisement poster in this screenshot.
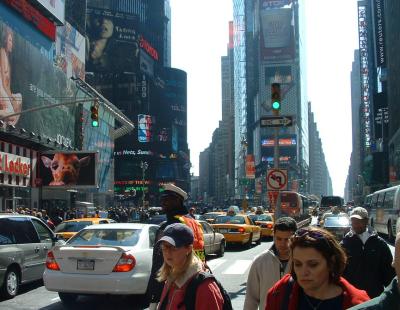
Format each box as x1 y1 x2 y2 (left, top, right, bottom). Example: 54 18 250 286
0 14 76 147
55 22 85 80
245 154 256 179
39 152 97 187
33 0 65 25
86 8 140 72
260 6 294 61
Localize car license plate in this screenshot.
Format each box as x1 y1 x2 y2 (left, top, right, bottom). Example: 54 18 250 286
77 259 95 270
219 229 228 233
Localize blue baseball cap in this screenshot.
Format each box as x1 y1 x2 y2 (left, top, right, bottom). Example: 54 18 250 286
158 223 194 248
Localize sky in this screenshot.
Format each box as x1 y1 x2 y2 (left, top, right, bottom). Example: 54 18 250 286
170 0 359 196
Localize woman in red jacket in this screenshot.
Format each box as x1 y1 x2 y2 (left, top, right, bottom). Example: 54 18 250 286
156 223 224 310
265 227 370 310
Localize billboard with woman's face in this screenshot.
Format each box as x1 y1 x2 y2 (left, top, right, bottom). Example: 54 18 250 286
0 4 77 147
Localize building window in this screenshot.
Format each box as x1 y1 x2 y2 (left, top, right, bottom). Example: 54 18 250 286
0 174 3 183
8 175 12 185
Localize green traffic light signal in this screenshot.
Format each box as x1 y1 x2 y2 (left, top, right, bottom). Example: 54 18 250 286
91 120 99 127
272 101 281 110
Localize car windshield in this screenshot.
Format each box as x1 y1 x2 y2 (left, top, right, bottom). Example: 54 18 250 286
68 229 141 246
215 215 245 224
324 216 350 227
55 221 93 233
201 213 220 220
257 214 273 221
247 214 258 221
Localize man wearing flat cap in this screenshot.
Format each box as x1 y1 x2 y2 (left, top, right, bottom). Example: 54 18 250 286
147 183 205 309
341 207 395 298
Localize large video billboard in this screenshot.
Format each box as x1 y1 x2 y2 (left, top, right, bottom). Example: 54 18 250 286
39 152 97 187
0 9 76 147
260 5 295 61
86 8 140 73
33 0 65 25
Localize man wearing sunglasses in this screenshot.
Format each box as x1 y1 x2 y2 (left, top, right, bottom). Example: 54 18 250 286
147 183 205 310
244 217 297 310
341 207 395 298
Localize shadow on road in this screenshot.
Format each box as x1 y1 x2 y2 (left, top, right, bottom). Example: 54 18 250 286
39 295 148 310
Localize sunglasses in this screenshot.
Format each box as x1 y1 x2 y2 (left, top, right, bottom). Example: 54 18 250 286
294 228 325 240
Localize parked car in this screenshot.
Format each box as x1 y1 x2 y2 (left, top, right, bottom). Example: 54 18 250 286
211 214 261 247
43 223 158 305
54 218 115 241
198 220 225 257
322 215 351 241
0 214 64 299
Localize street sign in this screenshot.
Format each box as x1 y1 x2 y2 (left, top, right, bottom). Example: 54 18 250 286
266 169 288 191
260 115 293 127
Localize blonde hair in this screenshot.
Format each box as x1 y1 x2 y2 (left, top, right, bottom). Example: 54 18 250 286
157 249 196 283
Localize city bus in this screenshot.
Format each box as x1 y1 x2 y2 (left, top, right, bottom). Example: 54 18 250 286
278 191 312 222
364 185 400 241
320 196 345 213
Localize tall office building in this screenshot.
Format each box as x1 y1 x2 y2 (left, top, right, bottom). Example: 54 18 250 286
85 0 190 206
233 0 309 201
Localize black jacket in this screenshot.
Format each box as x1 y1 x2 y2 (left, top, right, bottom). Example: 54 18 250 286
341 229 395 298
147 209 188 304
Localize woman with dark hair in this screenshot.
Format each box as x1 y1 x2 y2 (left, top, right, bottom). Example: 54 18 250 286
265 227 370 310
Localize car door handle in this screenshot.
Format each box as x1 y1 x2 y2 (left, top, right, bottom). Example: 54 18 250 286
34 247 40 253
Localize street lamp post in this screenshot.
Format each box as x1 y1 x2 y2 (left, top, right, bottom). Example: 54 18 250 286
140 161 148 210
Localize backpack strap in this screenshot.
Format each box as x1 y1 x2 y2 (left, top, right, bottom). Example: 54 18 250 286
182 272 211 309
280 277 294 310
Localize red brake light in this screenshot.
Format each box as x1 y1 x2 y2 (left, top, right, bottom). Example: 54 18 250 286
267 223 273 229
238 227 246 233
46 251 60 271
113 253 136 272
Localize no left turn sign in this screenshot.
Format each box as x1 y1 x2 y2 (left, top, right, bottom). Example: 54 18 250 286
266 169 288 191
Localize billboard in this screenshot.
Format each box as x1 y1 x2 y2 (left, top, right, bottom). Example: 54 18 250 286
33 0 65 25
246 154 256 179
0 13 76 147
55 22 86 80
260 6 295 61
39 152 97 187
138 114 153 143
86 8 140 73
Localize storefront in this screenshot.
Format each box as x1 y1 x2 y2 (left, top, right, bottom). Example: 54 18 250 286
0 140 38 212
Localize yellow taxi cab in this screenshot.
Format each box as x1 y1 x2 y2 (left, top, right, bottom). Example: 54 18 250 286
54 218 115 240
200 211 226 224
211 213 261 247
254 213 274 238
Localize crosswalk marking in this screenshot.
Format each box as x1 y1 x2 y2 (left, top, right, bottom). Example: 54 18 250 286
221 259 252 275
207 258 227 271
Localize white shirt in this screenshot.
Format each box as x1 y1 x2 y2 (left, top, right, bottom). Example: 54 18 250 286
356 230 371 244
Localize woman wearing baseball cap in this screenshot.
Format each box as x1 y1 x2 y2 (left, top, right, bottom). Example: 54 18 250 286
156 223 225 310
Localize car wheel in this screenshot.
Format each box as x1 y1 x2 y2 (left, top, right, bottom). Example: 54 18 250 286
58 292 78 305
217 241 225 257
0 268 19 299
246 234 253 249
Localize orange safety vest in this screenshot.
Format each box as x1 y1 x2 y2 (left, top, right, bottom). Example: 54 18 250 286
174 215 205 261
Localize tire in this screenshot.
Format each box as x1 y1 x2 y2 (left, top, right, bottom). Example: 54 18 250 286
0 268 19 299
217 241 225 257
388 221 394 242
58 292 78 305
246 234 253 249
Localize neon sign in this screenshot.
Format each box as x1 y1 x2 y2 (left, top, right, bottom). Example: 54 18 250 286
139 36 159 61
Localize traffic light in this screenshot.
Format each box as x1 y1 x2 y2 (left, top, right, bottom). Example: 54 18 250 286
90 100 99 127
271 83 281 113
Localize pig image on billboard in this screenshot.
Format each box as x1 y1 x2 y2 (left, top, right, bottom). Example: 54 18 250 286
41 153 91 186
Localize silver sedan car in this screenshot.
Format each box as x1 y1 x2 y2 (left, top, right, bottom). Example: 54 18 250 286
198 220 226 257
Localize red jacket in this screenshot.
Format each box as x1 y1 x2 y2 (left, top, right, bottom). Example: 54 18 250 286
158 273 224 310
265 274 370 310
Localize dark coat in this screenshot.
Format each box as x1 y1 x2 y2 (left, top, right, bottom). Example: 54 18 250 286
348 277 400 310
341 229 396 298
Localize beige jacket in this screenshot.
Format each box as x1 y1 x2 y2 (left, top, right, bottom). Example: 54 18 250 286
244 246 290 310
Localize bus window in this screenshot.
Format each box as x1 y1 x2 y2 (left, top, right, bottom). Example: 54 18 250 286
384 190 395 209
377 193 385 208
371 194 379 208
